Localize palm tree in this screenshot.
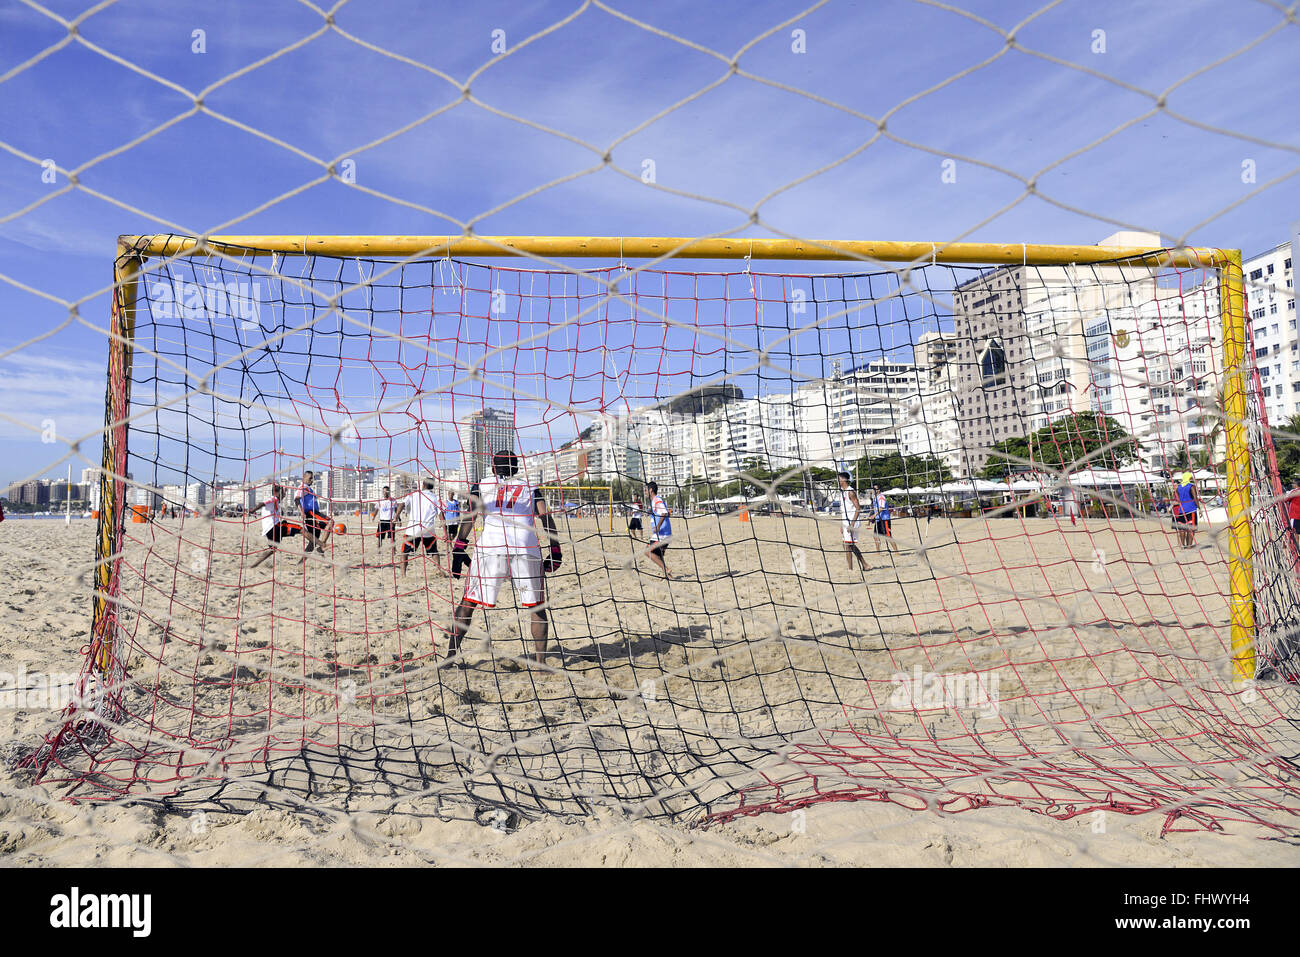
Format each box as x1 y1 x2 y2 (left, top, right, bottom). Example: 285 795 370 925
1271 412 1300 487
1197 380 1230 476
1169 443 1191 473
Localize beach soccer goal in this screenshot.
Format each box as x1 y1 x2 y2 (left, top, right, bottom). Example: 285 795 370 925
540 485 615 533
30 234 1300 837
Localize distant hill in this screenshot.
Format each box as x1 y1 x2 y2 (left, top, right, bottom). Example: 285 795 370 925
559 424 597 451
556 385 744 450
658 384 744 416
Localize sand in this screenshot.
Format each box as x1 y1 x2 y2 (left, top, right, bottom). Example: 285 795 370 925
1 510 1298 866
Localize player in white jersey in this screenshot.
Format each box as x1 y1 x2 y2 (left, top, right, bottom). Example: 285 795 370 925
370 485 399 563
399 478 445 577
837 471 869 574
250 484 307 567
450 450 563 667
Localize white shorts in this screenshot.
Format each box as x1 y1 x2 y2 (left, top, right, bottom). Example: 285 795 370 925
842 521 860 544
464 549 545 608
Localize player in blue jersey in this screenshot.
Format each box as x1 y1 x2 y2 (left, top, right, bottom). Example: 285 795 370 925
869 485 900 556
1172 471 1200 550
295 471 332 553
443 492 461 540
643 481 673 578
444 492 472 580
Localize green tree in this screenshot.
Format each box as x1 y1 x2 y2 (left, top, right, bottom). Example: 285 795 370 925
981 411 1141 479
1199 381 1228 473
736 457 806 496
1169 443 1191 472
1272 413 1300 487
852 452 952 489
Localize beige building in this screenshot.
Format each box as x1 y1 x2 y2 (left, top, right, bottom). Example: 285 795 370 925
900 330 967 475
949 231 1181 473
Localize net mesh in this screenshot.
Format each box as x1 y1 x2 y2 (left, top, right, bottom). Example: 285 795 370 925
2 2 1299 862
20 243 1300 838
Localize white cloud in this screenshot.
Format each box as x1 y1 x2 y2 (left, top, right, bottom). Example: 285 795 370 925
0 352 106 445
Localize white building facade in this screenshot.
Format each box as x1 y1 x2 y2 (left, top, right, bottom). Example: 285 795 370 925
1245 241 1296 428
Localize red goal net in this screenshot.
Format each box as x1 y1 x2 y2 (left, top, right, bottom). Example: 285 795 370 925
29 239 1300 837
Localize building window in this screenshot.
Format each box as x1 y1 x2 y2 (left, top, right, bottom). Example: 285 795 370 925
979 338 1007 389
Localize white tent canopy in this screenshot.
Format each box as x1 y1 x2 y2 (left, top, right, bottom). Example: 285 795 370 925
1070 469 1119 487
1115 464 1165 483
938 480 1004 495
1067 468 1166 487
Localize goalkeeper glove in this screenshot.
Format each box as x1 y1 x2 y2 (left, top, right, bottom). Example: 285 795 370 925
543 543 562 573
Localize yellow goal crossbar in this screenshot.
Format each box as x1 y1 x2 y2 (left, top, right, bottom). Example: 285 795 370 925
105 235 1253 678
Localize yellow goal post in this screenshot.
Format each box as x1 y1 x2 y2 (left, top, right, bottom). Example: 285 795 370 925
539 485 616 533
104 235 1253 678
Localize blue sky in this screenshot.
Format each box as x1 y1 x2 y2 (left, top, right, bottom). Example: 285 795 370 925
0 0 1296 485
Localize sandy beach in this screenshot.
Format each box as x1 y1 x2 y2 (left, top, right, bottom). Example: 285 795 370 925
2 510 1297 866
